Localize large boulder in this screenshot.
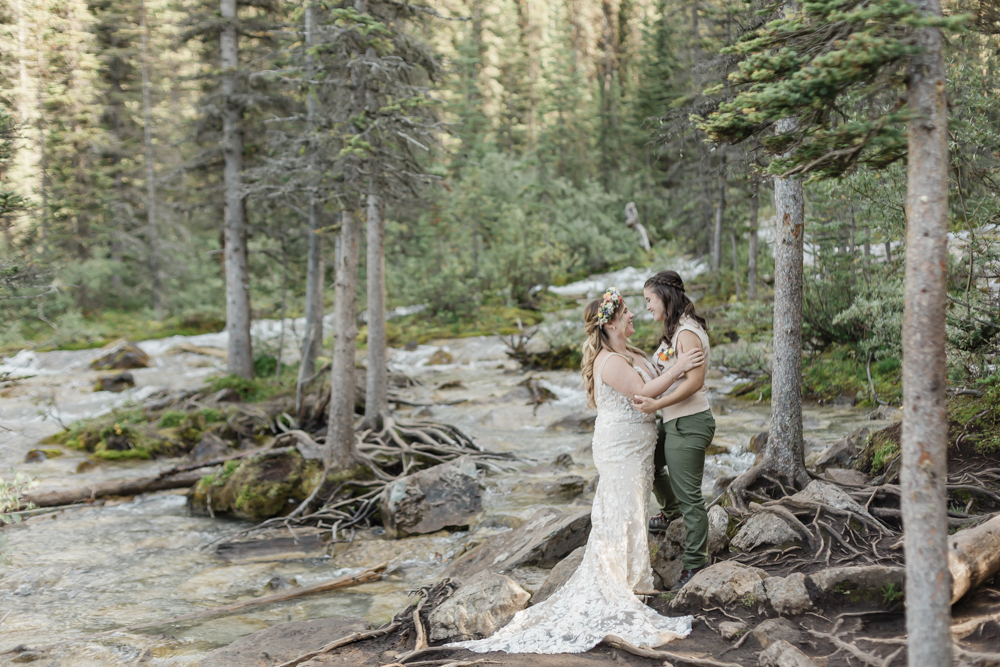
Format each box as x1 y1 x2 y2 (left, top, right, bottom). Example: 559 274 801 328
531 546 584 605
196 616 369 667
90 341 151 370
446 507 592 581
731 511 803 552
380 456 482 539
763 572 814 615
671 561 769 609
428 570 530 642
187 447 324 520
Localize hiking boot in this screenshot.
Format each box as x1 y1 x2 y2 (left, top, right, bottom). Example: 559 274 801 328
670 566 705 591
648 511 679 533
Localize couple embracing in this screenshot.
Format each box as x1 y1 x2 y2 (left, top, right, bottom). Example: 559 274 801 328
450 270 715 655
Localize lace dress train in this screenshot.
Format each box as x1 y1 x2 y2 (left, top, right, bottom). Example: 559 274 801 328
446 355 693 654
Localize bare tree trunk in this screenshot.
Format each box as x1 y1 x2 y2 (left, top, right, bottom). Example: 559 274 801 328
747 178 759 300
362 186 388 430
327 209 361 468
712 153 725 272
36 26 48 248
298 0 323 387
221 0 253 379
765 117 808 489
731 224 740 302
901 0 951 663
140 0 163 319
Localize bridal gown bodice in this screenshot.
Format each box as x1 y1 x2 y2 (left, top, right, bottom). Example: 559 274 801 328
447 353 693 654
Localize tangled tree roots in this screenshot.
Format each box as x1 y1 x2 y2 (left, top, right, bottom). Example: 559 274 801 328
229 416 517 542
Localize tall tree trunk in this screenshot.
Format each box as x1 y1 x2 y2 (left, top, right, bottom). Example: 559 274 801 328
327 209 361 468
363 186 388 430
901 0 951 664
36 27 47 248
765 117 808 489
731 223 740 302
712 152 725 272
598 0 617 188
221 0 253 379
140 0 163 319
747 178 759 300
298 0 324 389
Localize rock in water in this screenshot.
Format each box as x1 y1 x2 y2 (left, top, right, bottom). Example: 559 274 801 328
187 448 324 520
428 570 530 642
446 506 592 581
196 616 369 667
94 371 135 393
547 414 596 432
531 546 584 605
541 475 586 499
731 512 803 552
90 342 150 370
380 456 482 539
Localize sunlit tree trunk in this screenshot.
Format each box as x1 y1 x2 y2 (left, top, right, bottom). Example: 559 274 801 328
327 208 361 468
901 0 952 664
363 186 388 430
221 0 253 378
747 178 759 300
765 117 808 488
712 152 725 272
140 0 163 319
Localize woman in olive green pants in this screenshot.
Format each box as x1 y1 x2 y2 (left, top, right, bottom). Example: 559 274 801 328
634 270 716 590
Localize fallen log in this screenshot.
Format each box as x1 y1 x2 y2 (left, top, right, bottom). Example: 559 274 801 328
949 514 1000 604
22 469 209 508
1 563 387 656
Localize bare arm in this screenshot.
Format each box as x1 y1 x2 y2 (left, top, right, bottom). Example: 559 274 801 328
599 347 705 399
634 331 706 413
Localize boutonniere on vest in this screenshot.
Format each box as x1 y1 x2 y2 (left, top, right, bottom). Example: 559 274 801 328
657 347 675 362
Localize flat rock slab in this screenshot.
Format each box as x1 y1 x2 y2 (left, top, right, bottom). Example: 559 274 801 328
731 511 803 552
531 545 585 605
446 506 592 581
196 616 369 667
381 455 482 539
671 561 769 609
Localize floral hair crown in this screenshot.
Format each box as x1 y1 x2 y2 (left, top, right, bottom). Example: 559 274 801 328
597 287 623 326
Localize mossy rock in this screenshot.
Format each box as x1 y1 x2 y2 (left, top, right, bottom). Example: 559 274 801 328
853 422 901 482
187 449 325 521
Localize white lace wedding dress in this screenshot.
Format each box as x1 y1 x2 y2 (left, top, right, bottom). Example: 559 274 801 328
447 353 693 654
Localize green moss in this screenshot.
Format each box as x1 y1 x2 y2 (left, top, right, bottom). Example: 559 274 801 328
91 448 152 461
741 592 757 608
158 410 187 428
870 440 900 474
207 374 293 403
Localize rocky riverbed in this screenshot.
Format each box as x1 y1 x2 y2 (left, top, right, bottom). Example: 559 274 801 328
0 327 933 666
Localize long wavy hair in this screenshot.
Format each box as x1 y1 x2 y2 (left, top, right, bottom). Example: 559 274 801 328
644 270 708 349
581 296 647 409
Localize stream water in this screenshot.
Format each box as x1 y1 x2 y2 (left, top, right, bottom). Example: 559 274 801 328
0 312 891 665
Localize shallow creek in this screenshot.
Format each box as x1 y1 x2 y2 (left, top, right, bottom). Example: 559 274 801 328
0 332 888 665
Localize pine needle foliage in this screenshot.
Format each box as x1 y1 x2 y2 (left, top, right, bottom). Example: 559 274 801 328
695 0 966 179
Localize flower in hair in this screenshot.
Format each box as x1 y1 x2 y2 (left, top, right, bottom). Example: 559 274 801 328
597 287 623 326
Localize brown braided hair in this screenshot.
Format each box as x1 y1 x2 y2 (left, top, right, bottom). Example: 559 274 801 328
644 270 708 348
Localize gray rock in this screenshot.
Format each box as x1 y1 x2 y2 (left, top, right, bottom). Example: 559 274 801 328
548 414 596 432
751 618 803 649
552 453 575 467
189 432 231 463
13 584 32 596
90 342 151 370
381 456 482 539
763 572 813 615
823 468 870 486
541 475 586 499
748 431 769 453
759 640 820 667
730 512 803 552
446 506 591 581
196 616 369 667
531 546 584 605
870 405 903 422
791 480 875 521
808 565 905 594
429 570 530 642
671 561 769 608
650 537 683 589
719 620 749 641
94 371 135 393
814 427 869 472
707 505 730 555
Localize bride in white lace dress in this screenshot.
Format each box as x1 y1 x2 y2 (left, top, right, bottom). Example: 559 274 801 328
447 287 702 654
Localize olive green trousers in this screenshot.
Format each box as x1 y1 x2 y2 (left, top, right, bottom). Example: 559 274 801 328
652 409 716 570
